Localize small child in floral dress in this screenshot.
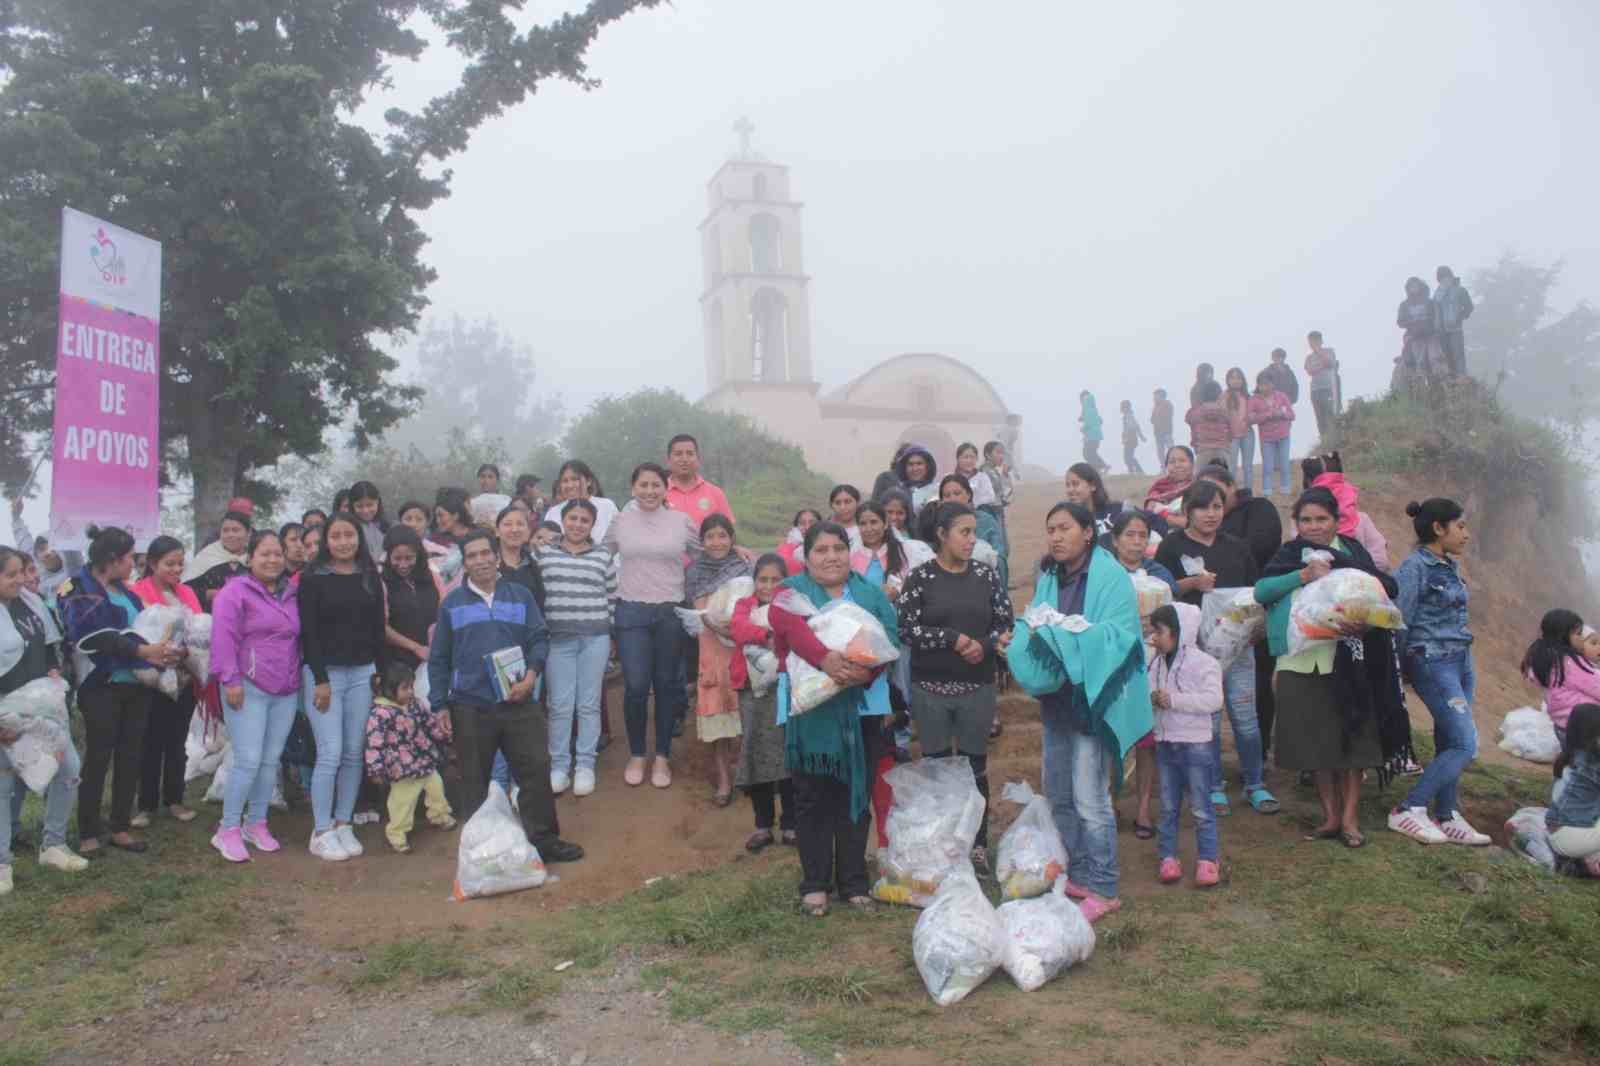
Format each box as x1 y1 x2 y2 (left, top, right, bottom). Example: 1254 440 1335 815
364 663 456 853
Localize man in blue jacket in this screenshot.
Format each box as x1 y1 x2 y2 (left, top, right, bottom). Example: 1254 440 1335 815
429 530 583 862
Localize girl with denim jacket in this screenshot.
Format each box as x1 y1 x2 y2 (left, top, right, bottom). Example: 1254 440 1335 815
1388 499 1490 846
1546 704 1600 877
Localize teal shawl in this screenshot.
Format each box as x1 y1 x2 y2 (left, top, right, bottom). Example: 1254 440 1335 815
1008 545 1152 765
781 570 900 820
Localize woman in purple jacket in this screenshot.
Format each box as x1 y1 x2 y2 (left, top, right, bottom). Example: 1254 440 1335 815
208 530 301 863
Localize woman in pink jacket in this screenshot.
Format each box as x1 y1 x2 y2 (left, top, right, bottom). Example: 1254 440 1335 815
1147 603 1223 888
129 536 206 827
208 530 302 863
1522 609 1600 745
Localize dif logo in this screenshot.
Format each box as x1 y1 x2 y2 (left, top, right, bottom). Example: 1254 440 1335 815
90 226 127 286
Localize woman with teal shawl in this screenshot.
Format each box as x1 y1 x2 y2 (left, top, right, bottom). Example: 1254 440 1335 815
1005 500 1151 923
770 522 899 917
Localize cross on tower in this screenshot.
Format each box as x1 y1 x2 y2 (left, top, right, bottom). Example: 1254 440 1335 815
733 116 755 159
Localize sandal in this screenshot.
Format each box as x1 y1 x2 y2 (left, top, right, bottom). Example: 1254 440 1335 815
1210 790 1232 816
800 893 830 918
713 790 733 808
1302 826 1342 842
108 835 148 853
1246 788 1281 815
847 895 877 913
744 830 774 853
1133 821 1155 840
1341 830 1366 849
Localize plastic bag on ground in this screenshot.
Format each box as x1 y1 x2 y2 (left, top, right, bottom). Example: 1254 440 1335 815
1197 588 1265 668
130 604 189 696
998 877 1097 991
204 749 288 810
1284 569 1403 656
1131 571 1172 619
912 870 1006 1006
0 677 73 791
1505 806 1556 872
775 590 899 717
995 781 1069 901
452 781 548 900
184 613 213 682
184 711 228 781
1497 707 1560 764
871 757 986 907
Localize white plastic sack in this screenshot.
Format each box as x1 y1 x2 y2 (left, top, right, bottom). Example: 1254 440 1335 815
184 612 213 682
413 661 432 713
1498 707 1560 764
1505 806 1556 872
0 677 73 791
912 870 1006 1006
775 590 899 716
184 711 228 781
1131 570 1172 619
872 757 986 907
201 749 287 810
1020 602 1090 634
998 878 1097 991
703 576 753 633
452 782 548 900
468 492 512 527
130 604 189 696
972 539 999 569
1197 588 1265 668
995 781 1069 901
1285 569 1403 657
743 646 779 697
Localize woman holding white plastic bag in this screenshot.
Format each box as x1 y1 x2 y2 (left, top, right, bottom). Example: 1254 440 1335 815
0 547 84 894
686 513 752 807
769 522 900 917
129 536 204 828
1108 509 1178 840
209 531 302 863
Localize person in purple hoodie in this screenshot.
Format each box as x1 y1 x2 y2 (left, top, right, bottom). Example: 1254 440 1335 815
208 530 302 863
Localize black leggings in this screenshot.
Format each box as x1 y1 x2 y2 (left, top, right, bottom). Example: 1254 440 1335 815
748 779 796 831
79 683 152 839
138 687 195 812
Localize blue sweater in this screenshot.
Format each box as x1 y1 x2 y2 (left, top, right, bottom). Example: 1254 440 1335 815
427 578 549 710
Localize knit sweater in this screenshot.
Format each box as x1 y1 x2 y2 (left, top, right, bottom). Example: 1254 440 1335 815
534 541 618 637
604 505 700 604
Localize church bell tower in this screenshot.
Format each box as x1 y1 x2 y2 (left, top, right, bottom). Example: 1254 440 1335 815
699 118 816 393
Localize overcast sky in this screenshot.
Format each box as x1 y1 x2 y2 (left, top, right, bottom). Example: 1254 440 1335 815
21 1 1600 533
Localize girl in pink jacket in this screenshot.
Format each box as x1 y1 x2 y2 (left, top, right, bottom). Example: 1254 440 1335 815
1147 603 1223 888
1522 609 1600 743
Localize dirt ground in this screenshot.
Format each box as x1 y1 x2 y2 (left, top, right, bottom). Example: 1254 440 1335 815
39 473 1567 1066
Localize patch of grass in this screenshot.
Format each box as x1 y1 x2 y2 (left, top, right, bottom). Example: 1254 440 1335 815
351 936 469 988
775 965 884 1005
472 964 557 1018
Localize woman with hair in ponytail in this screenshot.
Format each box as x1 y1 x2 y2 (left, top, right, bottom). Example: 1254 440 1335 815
129 536 204 827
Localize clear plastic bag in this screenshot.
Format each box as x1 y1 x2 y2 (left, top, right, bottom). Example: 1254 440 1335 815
184 710 228 781
1285 569 1403 656
183 612 213 682
912 870 1005 1006
452 782 548 900
871 757 986 907
998 877 1097 991
0 677 72 791
775 590 899 717
995 781 1069 901
1497 707 1560 764
1505 806 1556 872
130 604 189 696
743 646 780 697
703 576 753 633
1131 570 1172 619
413 660 432 712
1197 588 1265 668
972 540 999 569
1020 602 1089 633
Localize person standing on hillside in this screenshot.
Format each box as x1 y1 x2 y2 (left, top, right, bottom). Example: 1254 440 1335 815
978 441 1017 569
665 434 734 523
1249 371 1296 497
1119 400 1146 474
1261 348 1299 408
1189 364 1216 410
1184 381 1232 471
1079 391 1112 475
1434 266 1474 379
1150 389 1175 460
1305 331 1340 446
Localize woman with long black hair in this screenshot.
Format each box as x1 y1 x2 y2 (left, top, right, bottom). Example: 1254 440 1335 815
129 536 204 827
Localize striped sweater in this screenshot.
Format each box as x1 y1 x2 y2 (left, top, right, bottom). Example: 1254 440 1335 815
534 541 619 637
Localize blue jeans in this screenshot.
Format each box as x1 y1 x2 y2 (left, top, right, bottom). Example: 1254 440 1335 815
616 601 685 759
305 663 375 832
1041 704 1118 898
1231 432 1256 494
1212 652 1264 794
1260 437 1291 494
223 680 299 829
547 633 610 775
1401 652 1477 820
1155 432 1174 462
0 741 81 865
1157 740 1218 862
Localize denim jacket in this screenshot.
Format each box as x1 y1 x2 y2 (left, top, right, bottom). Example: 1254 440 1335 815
1394 548 1471 662
1548 751 1600 832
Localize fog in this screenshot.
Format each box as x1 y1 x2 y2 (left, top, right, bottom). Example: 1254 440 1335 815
18 1 1600 532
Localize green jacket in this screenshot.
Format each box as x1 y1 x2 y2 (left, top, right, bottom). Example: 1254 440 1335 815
1009 546 1151 763
1254 570 1304 657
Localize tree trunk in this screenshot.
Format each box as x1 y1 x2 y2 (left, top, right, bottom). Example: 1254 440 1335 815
184 367 243 545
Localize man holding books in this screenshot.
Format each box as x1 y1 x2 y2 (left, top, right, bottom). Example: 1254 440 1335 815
429 529 585 863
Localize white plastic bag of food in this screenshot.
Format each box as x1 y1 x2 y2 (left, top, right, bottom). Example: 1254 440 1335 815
452 782 548 900
0 677 73 791
1131 570 1172 619
1497 707 1560 764
872 757 986 907
1197 588 1265 668
775 590 898 716
7 730 70 792
184 612 213 681
743 646 780 697
1505 806 1556 872
204 746 233 803
184 711 228 781
913 870 1006 1006
1020 602 1090 634
1284 569 1403 657
972 539 999 569
703 576 753 634
998 878 1097 991
995 781 1069 901
130 604 189 696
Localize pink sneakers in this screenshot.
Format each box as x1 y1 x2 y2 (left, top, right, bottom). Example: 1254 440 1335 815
211 826 251 863
1195 860 1220 888
1078 895 1122 924
1158 858 1182 884
242 821 282 852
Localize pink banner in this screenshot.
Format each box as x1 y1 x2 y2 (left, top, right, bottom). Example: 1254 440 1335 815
49 295 161 549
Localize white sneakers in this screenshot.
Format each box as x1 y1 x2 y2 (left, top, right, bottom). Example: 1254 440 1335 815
551 770 571 795
335 824 364 857
40 845 90 872
309 830 350 862
573 768 596 797
1438 813 1492 846
1388 806 1448 845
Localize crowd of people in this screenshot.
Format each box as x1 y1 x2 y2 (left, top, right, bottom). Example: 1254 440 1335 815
4 382 1598 912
